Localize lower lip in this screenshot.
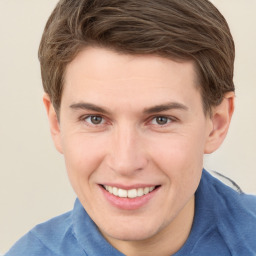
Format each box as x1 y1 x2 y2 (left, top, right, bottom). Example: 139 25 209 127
99 185 160 210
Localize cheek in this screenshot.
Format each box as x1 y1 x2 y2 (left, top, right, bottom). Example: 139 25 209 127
61 134 105 185
149 131 205 189
151 134 204 168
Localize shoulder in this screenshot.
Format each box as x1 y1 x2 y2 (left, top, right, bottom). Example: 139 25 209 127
201 170 256 254
5 211 84 256
4 230 59 256
204 170 256 214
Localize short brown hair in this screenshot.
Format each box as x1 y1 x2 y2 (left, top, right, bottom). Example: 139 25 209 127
39 0 235 115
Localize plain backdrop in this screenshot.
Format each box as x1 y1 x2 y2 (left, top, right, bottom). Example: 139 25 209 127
0 0 255 253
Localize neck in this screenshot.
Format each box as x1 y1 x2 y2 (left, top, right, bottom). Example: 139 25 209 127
106 196 195 256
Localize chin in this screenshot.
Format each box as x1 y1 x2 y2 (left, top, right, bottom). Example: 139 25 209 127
117 232 153 241
101 221 163 242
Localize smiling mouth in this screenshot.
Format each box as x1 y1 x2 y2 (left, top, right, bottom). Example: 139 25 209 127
102 185 160 199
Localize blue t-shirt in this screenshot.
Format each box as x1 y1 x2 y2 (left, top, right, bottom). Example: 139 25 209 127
5 170 256 255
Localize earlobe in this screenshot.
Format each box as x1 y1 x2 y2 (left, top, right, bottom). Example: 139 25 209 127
43 94 63 154
204 92 235 154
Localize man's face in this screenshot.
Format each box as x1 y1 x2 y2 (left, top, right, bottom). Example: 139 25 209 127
54 47 213 242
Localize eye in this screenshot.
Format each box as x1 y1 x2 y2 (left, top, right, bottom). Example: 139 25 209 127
151 116 172 125
84 115 105 125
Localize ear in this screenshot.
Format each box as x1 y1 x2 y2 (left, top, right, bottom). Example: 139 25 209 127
43 94 63 154
204 92 235 154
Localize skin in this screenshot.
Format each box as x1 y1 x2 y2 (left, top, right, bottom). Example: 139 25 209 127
44 47 234 256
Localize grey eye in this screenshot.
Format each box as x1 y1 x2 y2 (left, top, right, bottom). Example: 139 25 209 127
156 117 168 125
152 116 171 125
86 115 103 125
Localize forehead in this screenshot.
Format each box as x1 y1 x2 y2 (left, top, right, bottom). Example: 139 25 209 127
62 47 201 111
65 47 197 81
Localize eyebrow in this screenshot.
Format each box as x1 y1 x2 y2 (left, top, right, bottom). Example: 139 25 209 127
70 102 110 114
143 102 188 114
69 101 188 114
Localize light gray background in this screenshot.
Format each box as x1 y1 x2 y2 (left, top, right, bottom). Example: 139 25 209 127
0 0 255 253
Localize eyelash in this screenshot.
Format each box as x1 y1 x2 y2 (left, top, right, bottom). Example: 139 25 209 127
149 116 175 126
79 115 107 126
79 114 177 128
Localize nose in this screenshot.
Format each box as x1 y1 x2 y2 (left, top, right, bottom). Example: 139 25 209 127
106 125 148 176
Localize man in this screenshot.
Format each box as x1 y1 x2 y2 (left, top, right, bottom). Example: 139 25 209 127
5 0 256 255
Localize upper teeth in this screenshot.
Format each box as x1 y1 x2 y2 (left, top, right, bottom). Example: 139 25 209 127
103 185 155 198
